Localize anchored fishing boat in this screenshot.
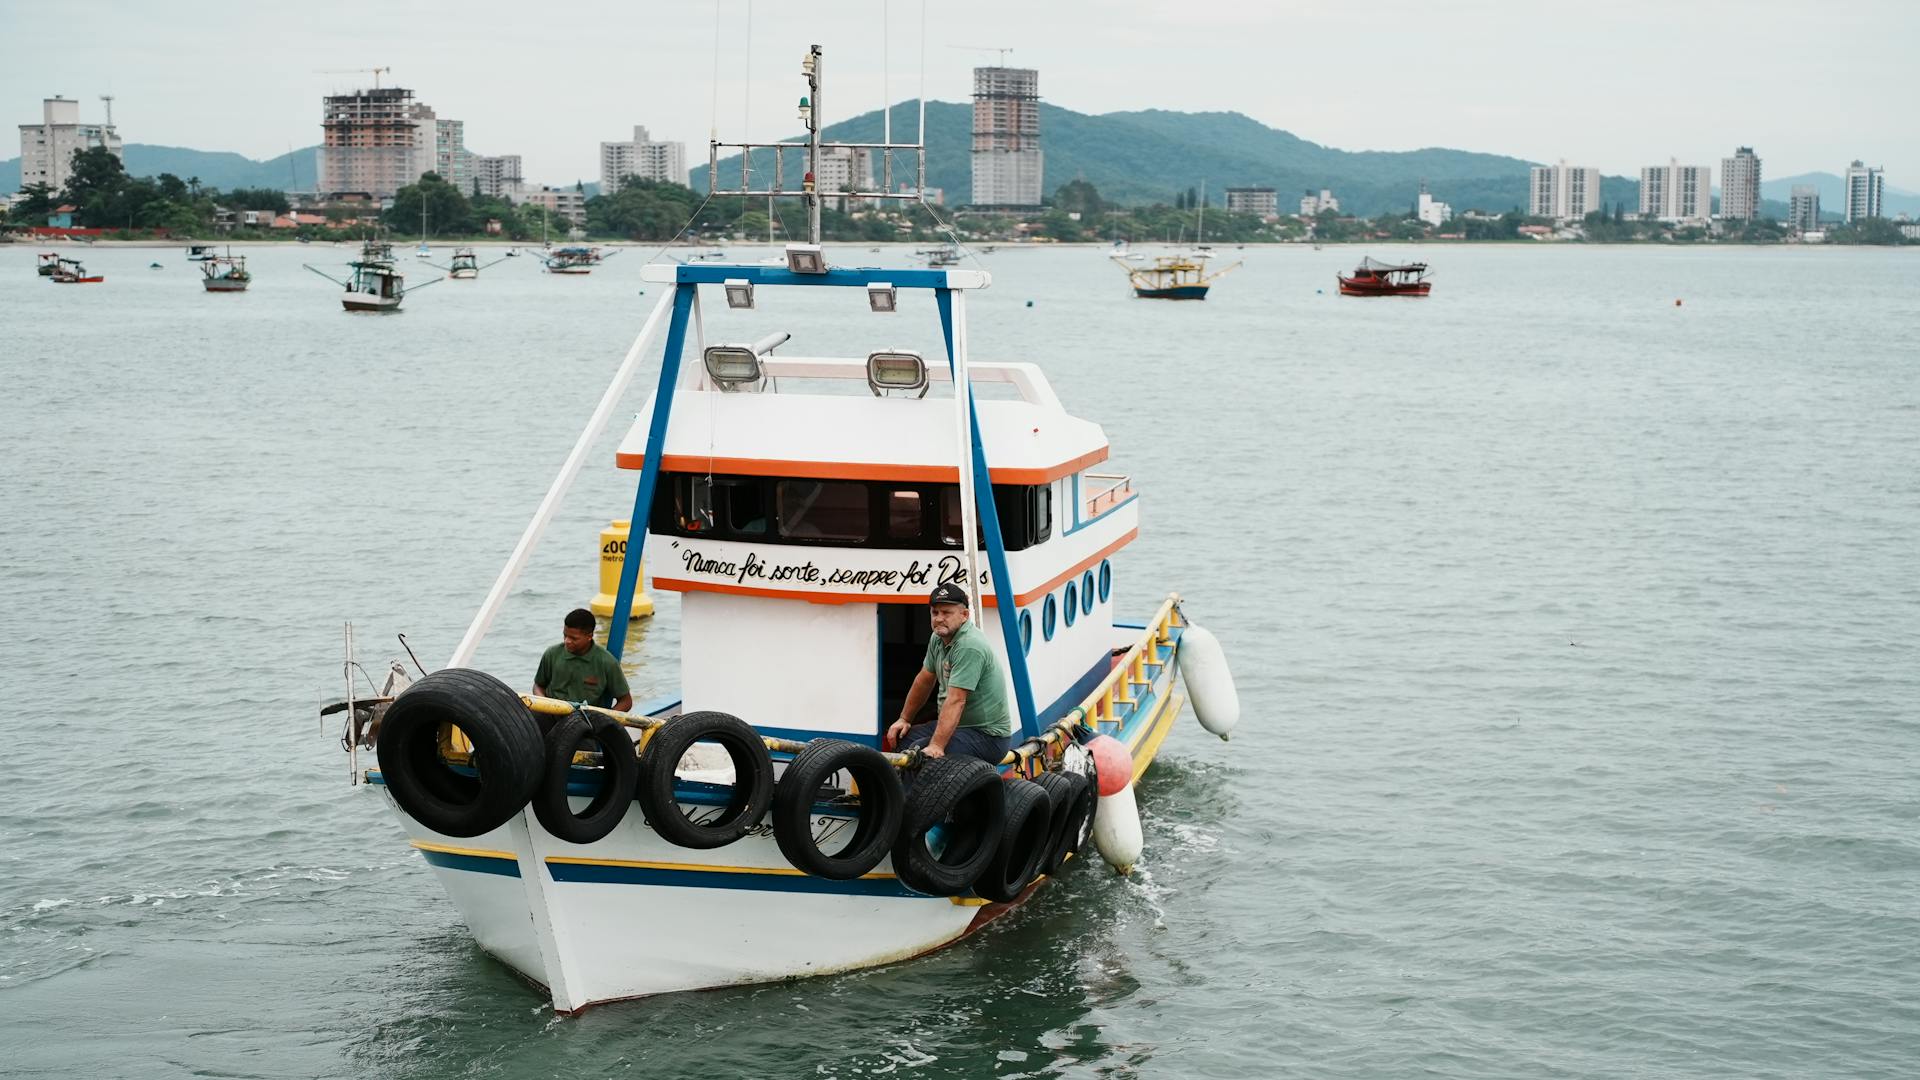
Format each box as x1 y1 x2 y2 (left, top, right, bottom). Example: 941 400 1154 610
36 251 60 276
329 46 1239 1015
918 243 961 267
1337 256 1432 297
48 256 103 284
200 251 252 292
434 246 509 280
544 245 612 274
1113 251 1239 300
304 237 441 312
185 243 216 262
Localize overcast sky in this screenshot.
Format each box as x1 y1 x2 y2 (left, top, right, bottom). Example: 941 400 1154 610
5 0 1912 187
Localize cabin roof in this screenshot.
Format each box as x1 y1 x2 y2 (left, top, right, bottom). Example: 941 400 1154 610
618 377 1108 485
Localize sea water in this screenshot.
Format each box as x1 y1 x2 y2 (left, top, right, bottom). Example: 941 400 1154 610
0 242 1915 1078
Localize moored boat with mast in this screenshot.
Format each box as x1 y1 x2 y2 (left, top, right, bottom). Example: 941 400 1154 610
331 44 1240 1014
201 249 252 292
1337 256 1433 296
304 235 441 312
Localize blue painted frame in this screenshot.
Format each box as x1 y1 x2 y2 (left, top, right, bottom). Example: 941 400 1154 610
935 288 1041 740
607 283 697 654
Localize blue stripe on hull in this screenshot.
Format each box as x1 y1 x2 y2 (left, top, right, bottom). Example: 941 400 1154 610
545 861 922 898
420 848 522 877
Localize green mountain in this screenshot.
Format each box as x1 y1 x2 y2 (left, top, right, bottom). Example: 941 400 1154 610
693 101 1617 217
1 144 318 194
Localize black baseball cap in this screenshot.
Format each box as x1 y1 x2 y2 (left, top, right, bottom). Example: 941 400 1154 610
929 583 970 608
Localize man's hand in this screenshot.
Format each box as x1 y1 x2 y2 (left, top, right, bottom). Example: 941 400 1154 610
921 742 946 760
886 718 912 750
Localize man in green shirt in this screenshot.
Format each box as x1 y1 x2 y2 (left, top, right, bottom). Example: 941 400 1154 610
885 583 1013 764
534 608 634 711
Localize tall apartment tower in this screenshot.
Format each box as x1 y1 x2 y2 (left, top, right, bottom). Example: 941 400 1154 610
17 95 122 192
970 66 1043 208
1528 160 1603 221
600 126 688 196
1637 159 1712 222
1718 147 1762 222
1843 160 1884 222
435 118 472 191
1788 185 1821 231
318 86 437 198
472 154 523 199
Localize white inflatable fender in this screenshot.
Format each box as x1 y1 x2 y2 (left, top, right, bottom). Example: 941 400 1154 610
1177 621 1240 741
1091 782 1143 876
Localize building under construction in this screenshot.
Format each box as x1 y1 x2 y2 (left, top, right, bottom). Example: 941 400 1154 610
970 66 1043 208
317 86 437 199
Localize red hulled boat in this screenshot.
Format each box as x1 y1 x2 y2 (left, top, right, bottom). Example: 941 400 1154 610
1337 256 1431 297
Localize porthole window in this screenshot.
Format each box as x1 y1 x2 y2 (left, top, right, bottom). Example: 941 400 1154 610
1042 595 1057 641
1098 560 1112 603
1081 570 1096 615
1019 609 1033 654
1064 581 1078 627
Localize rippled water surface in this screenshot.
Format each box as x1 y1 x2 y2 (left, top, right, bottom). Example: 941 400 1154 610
1 242 1916 1078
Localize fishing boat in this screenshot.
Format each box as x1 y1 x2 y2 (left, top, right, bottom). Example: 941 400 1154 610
917 243 961 267
327 45 1240 1015
185 243 216 262
1337 256 1432 297
434 246 508 280
200 251 252 292
304 237 441 312
36 251 60 276
48 256 103 284
544 246 613 274
1113 251 1240 300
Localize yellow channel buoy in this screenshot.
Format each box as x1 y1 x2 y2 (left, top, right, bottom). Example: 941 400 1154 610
589 519 654 619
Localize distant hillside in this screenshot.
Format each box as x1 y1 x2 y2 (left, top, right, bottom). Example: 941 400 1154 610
1 144 318 194
694 101 1622 216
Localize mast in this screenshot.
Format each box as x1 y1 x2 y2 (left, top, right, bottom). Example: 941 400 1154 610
803 44 822 244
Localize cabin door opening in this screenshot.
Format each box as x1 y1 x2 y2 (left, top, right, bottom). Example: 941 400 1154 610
878 604 936 733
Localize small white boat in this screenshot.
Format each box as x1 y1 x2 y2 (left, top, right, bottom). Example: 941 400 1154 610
305 237 441 312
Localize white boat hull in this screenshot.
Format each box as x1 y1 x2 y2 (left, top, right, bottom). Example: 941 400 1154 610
376 621 1188 1012
450 269 478 280
343 293 402 312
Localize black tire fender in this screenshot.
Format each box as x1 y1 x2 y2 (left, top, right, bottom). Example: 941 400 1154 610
1040 771 1096 876
974 777 1053 902
531 711 639 844
375 668 543 838
772 739 905 880
636 711 774 849
1031 770 1079 877
890 757 1007 896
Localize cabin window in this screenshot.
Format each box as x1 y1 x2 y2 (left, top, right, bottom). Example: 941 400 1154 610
1031 485 1052 544
1019 609 1033 655
1098 560 1112 603
1042 595 1058 641
1081 570 1096 614
777 480 870 542
887 490 922 541
718 478 767 535
1064 581 1079 627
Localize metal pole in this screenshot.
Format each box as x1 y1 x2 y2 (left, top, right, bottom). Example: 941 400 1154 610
808 45 822 244
344 622 357 784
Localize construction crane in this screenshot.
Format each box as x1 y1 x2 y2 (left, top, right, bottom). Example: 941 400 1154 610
312 66 392 89
948 45 1015 66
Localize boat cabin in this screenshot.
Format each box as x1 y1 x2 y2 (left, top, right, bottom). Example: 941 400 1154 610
615 263 1141 748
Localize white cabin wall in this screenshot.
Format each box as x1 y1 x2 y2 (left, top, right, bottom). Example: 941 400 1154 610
680 592 877 740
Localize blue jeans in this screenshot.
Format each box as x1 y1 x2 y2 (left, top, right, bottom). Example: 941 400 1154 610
900 722 1013 766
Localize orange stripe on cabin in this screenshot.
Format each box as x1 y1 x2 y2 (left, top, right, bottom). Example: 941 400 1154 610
652 529 1139 608
614 449 1109 486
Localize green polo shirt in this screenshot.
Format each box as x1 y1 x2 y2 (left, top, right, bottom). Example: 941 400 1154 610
535 642 631 706
922 619 1012 737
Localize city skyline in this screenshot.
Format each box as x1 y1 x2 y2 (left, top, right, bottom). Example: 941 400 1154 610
2 1 1914 189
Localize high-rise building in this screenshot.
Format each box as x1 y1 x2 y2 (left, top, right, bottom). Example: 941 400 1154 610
970 67 1043 207
1718 146 1762 222
1224 186 1278 217
1843 160 1884 222
17 95 122 193
471 154 523 199
435 118 472 191
1637 158 1712 222
1299 189 1339 217
1416 185 1453 228
1789 185 1821 231
599 126 688 195
813 145 873 211
318 86 437 199
509 184 586 226
1529 160 1603 221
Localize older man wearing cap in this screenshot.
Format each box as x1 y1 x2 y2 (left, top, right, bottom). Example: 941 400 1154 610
886 582 1014 764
